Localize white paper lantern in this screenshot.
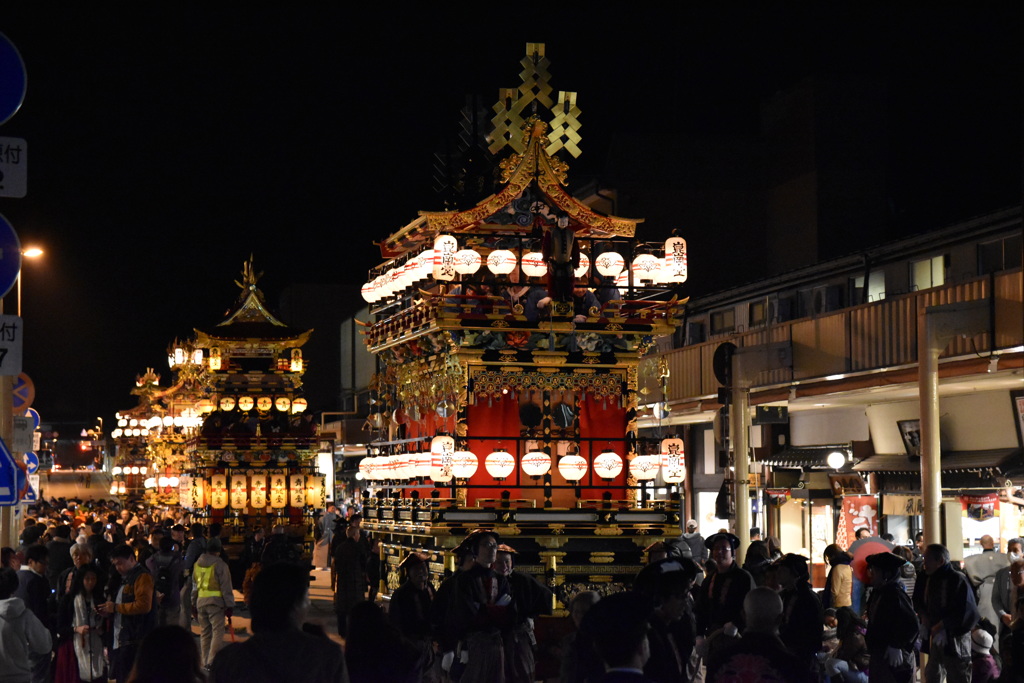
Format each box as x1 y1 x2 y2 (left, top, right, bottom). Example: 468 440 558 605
306 474 327 509
631 253 662 284
408 451 430 478
393 453 411 480
593 450 624 480
660 438 686 484
615 270 629 288
209 474 228 509
486 249 517 275
663 236 688 283
629 454 659 481
452 450 479 479
417 249 434 281
403 254 423 287
485 450 516 479
521 252 547 278
430 436 456 482
453 249 483 275
269 474 288 508
230 474 248 509
574 253 591 278
433 235 458 281
358 458 373 481
558 454 588 482
594 251 625 277
289 473 306 507
521 451 551 477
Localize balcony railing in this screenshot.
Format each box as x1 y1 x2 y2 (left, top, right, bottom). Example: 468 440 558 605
648 268 1023 402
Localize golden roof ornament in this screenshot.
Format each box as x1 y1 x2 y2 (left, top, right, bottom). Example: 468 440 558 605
234 254 265 303
490 43 582 158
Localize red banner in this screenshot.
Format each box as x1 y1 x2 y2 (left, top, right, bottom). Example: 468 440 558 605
841 495 879 537
962 493 999 521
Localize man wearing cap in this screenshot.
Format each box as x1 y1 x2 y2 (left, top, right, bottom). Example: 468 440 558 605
694 532 755 669
914 543 978 683
865 552 918 683
445 529 515 682
681 520 708 571
774 553 823 672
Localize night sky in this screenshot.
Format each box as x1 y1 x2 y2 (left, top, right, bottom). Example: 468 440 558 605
0 5 1018 426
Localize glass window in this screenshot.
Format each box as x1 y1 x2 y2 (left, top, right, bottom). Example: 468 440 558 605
911 255 945 291
749 300 767 327
710 308 735 335
979 235 1023 275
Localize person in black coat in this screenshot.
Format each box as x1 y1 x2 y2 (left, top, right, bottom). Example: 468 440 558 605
45 525 75 591
493 544 553 683
634 557 700 683
15 544 55 683
774 553 824 673
695 532 755 638
914 543 979 683
388 552 435 678
865 552 919 683
992 557 1024 652
580 591 658 683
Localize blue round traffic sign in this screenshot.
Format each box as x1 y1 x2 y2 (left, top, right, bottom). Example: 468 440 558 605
0 215 20 301
23 451 38 474
0 33 27 126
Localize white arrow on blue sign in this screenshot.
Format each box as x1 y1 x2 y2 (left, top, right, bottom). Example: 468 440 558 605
23 451 38 474
0 437 18 505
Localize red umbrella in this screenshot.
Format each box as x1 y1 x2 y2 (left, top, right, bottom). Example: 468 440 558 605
847 536 895 583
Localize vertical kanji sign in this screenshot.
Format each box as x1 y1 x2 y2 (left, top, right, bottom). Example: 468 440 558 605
0 315 22 376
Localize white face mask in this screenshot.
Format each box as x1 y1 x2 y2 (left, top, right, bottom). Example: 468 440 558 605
1009 551 1022 562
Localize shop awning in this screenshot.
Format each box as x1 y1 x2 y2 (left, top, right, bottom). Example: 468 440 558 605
853 448 1023 475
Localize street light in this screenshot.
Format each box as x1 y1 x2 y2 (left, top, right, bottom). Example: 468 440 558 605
17 246 43 316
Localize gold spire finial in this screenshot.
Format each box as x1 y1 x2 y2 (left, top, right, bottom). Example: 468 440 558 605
490 43 582 158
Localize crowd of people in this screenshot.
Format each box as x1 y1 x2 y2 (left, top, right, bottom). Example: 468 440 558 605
4 497 1024 683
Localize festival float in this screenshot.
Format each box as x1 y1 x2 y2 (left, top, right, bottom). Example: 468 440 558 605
112 259 323 554
359 44 689 603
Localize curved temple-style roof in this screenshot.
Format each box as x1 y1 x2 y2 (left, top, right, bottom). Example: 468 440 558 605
379 119 640 259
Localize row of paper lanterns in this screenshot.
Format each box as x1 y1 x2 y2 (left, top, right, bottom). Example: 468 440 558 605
178 473 327 510
358 436 686 483
362 235 688 303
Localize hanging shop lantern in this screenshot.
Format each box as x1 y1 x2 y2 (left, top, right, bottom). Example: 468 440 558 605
595 251 625 277
593 449 624 480
485 449 516 480
660 438 686 484
197 398 215 414
289 474 306 507
521 451 551 478
452 450 479 479
306 474 327 509
520 252 547 278
629 454 659 481
574 252 591 278
230 474 248 509
433 235 458 281
269 474 288 509
631 253 662 284
663 236 688 283
486 249 517 276
209 474 228 509
238 396 255 412
291 398 308 413
558 454 588 482
453 248 483 275
430 436 456 482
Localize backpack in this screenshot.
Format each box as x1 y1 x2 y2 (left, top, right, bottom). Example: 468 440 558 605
154 555 174 604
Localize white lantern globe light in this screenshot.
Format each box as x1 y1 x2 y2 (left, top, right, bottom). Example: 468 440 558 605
430 436 456 483
631 253 662 284
827 450 847 470
452 450 479 479
593 449 624 480
574 252 591 279
629 454 659 481
485 449 516 480
453 249 483 275
558 454 588 482
521 451 551 478
520 252 547 278
594 251 625 277
486 249 517 276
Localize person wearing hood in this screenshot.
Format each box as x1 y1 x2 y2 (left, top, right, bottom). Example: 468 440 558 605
190 536 235 669
680 520 708 571
0 567 52 683
823 544 853 609
774 554 824 672
864 552 918 683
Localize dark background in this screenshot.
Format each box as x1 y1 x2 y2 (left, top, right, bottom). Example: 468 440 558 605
0 5 1018 425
